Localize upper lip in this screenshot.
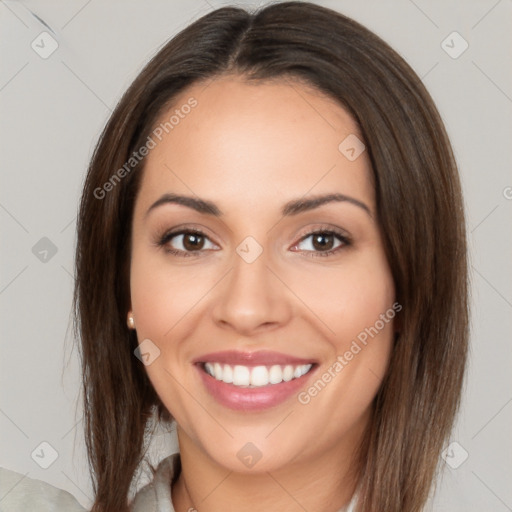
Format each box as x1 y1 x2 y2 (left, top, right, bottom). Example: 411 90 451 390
193 350 316 366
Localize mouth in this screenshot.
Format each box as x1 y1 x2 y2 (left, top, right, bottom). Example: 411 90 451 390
201 361 314 387
193 351 318 411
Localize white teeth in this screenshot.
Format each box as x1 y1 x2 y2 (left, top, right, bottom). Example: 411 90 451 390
233 365 250 386
223 364 233 383
269 365 283 384
203 362 313 387
282 365 294 382
250 366 269 387
296 365 310 378
213 362 223 381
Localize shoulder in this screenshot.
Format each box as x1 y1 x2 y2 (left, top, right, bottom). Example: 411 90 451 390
129 453 181 512
0 467 87 512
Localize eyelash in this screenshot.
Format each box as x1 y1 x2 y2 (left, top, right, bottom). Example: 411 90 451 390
154 226 351 258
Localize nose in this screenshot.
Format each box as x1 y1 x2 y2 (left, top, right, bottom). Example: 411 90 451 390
211 250 293 336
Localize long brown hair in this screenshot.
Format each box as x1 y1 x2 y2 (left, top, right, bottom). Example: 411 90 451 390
73 2 469 511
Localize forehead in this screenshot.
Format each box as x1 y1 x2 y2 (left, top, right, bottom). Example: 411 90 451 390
135 76 373 213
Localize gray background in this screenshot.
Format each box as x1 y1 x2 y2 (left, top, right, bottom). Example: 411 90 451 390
1 0 511 510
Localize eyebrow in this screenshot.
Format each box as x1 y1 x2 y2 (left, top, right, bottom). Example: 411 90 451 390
145 192 371 219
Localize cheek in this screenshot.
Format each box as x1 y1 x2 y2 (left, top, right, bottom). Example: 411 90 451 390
289 252 395 346
129 250 215 340
128 250 210 419
314 255 396 408
290 250 396 409
332 269 395 347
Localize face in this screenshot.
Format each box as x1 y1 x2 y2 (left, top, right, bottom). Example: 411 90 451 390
129 75 396 473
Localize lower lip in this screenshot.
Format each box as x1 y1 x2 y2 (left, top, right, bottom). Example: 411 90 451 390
196 364 316 411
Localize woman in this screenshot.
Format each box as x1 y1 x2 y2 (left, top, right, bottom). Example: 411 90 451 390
0 2 468 511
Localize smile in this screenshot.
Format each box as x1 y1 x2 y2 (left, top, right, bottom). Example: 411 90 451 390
203 362 313 387
194 350 318 411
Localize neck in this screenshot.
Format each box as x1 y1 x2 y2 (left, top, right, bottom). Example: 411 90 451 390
172 419 366 512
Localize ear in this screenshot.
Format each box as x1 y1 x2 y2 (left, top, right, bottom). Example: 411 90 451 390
127 311 135 329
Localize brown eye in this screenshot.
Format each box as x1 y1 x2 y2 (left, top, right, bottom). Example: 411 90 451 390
182 233 205 251
157 229 218 256
293 230 349 256
311 233 335 251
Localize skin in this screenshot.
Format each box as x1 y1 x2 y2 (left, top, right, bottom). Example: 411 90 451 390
128 75 396 512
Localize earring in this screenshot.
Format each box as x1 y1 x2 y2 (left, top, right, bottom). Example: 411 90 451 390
127 314 135 329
